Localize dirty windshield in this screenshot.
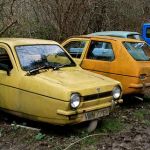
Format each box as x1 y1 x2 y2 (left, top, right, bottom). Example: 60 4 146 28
16 45 75 71
123 42 150 61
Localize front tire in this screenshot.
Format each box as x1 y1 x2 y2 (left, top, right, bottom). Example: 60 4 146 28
87 119 98 133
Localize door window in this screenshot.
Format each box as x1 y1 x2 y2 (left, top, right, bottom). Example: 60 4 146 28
64 41 86 58
87 41 115 61
0 47 13 70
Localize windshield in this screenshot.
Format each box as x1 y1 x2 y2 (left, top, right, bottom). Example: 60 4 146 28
123 42 150 61
16 44 76 71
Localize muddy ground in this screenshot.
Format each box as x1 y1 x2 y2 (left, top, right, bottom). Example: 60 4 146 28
0 98 150 150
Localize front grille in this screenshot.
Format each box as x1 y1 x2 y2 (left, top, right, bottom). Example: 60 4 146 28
83 91 112 101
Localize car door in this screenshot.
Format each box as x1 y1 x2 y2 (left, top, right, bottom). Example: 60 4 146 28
81 38 118 78
63 38 90 65
0 44 20 111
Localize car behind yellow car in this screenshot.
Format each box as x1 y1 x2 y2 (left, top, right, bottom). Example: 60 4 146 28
0 38 122 131
62 36 150 96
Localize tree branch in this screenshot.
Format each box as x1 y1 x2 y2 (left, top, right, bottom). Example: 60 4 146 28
0 20 17 36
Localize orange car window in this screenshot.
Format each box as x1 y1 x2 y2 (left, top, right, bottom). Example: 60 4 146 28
123 42 150 61
87 41 115 61
64 41 86 58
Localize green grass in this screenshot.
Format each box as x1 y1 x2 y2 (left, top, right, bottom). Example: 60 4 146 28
133 109 150 126
144 120 150 126
133 110 145 120
97 118 124 133
34 132 46 141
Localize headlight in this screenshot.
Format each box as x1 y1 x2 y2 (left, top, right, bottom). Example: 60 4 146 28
112 86 121 100
70 93 80 109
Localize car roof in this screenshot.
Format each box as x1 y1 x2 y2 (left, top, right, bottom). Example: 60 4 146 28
67 35 143 43
0 38 58 47
88 31 140 37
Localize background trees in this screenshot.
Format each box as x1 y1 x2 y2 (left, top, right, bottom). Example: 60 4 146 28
0 0 149 41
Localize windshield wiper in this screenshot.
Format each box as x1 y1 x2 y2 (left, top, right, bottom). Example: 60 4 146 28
26 63 54 75
53 63 75 70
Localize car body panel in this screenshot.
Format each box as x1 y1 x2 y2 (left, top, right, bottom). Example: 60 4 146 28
0 38 122 125
62 36 150 95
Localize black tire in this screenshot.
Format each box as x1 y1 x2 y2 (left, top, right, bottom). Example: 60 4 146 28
87 119 98 133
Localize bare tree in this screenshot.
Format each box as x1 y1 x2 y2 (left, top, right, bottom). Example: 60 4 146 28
0 0 149 40
0 0 18 36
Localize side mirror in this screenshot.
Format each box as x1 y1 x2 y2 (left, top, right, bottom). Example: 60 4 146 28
0 63 10 75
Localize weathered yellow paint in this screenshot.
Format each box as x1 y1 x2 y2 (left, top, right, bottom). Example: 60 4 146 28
62 36 150 95
0 38 122 125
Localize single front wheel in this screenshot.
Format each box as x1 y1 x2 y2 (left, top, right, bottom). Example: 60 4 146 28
87 119 98 133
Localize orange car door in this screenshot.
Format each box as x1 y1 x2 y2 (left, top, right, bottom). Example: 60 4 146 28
81 39 118 78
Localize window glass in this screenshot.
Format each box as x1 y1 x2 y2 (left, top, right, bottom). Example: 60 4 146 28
0 47 13 70
16 45 75 71
0 48 7 55
127 34 142 40
146 28 150 38
123 42 150 61
64 41 86 58
87 41 115 61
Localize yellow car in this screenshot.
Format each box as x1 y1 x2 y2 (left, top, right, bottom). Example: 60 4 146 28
0 38 122 131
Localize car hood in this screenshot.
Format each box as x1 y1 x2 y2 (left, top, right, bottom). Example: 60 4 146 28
20 67 121 102
35 67 119 90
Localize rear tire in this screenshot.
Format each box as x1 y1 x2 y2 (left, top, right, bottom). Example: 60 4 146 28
87 119 98 133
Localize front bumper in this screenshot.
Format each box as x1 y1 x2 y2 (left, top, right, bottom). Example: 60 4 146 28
56 99 123 125
57 99 123 116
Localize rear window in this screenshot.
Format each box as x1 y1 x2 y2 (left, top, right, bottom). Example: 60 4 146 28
127 34 142 40
123 42 150 61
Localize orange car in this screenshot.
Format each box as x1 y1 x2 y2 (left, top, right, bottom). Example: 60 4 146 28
62 36 150 96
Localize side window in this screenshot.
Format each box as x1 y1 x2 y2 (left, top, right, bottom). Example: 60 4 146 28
0 47 13 70
64 41 86 58
146 28 150 38
87 41 115 61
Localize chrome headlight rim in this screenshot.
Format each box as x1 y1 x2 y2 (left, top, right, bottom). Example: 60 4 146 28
70 93 81 109
112 86 121 100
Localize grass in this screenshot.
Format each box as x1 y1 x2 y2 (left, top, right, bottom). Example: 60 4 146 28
34 132 46 141
95 118 124 133
133 109 150 126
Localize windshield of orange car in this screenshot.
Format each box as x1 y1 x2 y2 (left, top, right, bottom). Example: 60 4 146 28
123 42 150 61
16 44 76 71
